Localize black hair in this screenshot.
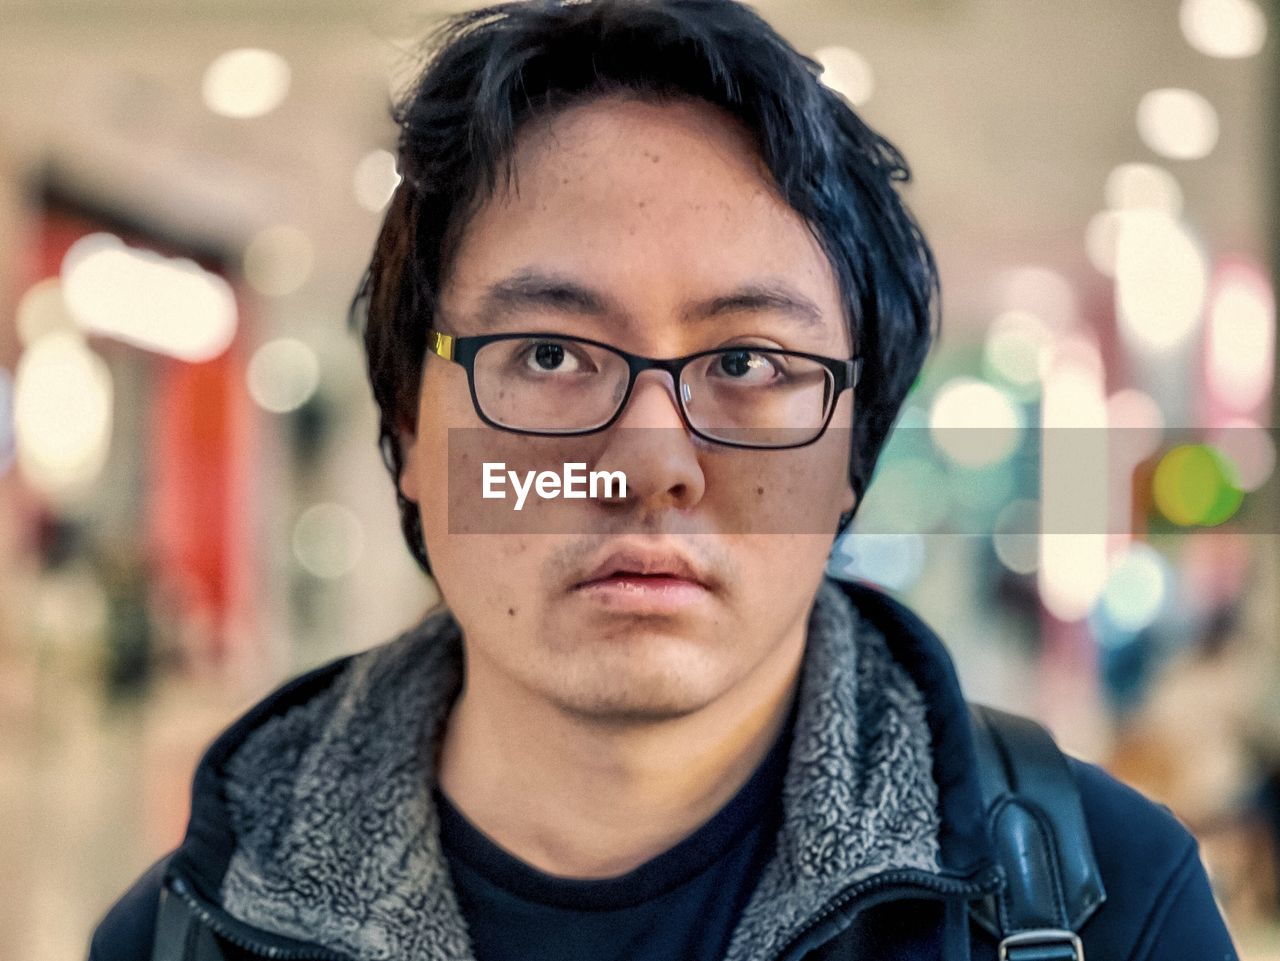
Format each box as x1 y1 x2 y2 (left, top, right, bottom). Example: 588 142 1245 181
351 0 939 575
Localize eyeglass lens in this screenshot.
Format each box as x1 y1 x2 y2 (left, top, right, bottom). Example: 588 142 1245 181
470 336 835 447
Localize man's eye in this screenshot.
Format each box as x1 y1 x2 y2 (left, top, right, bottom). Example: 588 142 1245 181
522 341 580 373
714 349 777 381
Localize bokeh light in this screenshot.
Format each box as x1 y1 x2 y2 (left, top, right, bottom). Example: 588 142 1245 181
1211 418 1275 491
1136 88 1219 160
61 232 237 362
16 277 77 347
1039 340 1108 621
1085 210 1122 277
992 499 1040 574
1099 542 1170 633
1180 0 1267 58
243 224 314 297
994 266 1078 331
1106 388 1165 464
292 503 364 579
1152 444 1244 526
353 149 402 213
202 48 291 119
1114 211 1208 352
814 46 874 105
829 532 925 591
13 332 113 503
928 377 1023 468
982 309 1052 394
247 338 321 414
1105 162 1183 214
1206 262 1275 414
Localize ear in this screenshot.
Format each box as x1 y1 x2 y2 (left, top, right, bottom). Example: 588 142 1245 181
396 424 422 505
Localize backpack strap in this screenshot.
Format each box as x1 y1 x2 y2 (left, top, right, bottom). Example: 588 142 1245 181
967 704 1107 961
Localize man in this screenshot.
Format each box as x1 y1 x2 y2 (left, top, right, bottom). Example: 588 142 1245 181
91 1 1238 959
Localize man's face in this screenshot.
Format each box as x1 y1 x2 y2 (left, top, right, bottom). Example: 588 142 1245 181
399 96 856 722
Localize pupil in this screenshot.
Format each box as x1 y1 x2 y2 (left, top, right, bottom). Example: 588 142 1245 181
721 351 752 377
534 343 564 369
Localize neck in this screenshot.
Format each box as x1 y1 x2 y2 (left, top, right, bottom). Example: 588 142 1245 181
435 623 807 879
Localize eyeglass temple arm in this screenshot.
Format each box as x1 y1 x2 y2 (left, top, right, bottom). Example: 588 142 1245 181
844 357 864 391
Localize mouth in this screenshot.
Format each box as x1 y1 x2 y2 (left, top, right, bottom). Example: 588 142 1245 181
570 545 716 612
572 547 711 590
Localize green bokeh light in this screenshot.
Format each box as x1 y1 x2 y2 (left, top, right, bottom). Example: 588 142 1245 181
1152 444 1243 527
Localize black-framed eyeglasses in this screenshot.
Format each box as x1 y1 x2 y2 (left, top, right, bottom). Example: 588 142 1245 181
427 330 862 450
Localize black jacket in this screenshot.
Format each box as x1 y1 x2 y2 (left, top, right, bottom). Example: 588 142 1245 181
90 578 1239 961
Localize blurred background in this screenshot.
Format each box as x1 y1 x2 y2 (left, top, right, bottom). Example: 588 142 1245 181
0 0 1276 956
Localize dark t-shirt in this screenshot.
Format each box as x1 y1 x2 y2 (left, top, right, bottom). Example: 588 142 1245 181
435 700 796 961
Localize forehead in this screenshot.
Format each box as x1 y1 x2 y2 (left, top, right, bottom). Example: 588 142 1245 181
441 96 846 344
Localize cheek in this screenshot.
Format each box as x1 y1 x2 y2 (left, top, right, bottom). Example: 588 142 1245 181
413 365 549 616
702 414 853 536
429 534 541 609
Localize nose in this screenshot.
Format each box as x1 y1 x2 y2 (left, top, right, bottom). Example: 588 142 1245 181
592 369 706 514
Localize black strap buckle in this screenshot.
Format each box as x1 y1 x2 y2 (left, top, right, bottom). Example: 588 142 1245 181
998 928 1084 961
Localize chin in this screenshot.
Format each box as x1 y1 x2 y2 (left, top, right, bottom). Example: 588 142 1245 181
536 650 728 723
551 688 718 724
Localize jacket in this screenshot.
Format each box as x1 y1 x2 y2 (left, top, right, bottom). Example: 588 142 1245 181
89 576 1239 961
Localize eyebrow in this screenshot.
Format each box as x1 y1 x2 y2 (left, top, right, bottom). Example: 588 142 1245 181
470 268 826 330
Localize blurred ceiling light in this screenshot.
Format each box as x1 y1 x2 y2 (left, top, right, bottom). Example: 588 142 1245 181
994 266 1077 331
243 224 314 297
1104 162 1183 214
1136 88 1219 160
992 499 1040 575
203 48 291 119
928 377 1023 468
983 308 1052 390
815 46 874 105
1180 0 1267 58
1099 542 1169 633
1212 417 1275 491
1206 262 1274 414
354 149 402 213
62 233 238 363
1115 211 1208 352
16 278 77 347
13 332 113 502
0 366 13 477
247 337 321 413
292 502 364 579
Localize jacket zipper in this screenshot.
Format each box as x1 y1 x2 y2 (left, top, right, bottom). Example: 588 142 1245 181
171 865 1000 961
169 877 355 961
765 866 1005 961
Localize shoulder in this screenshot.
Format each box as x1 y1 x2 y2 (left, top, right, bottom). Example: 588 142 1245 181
88 855 169 961
86 613 457 960
1067 758 1238 961
86 656 360 961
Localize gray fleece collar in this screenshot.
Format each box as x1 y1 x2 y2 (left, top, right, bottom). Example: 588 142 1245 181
220 576 940 961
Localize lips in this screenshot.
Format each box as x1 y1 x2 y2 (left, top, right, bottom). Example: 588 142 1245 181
573 546 711 590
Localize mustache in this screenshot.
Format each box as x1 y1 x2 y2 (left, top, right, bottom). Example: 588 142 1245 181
546 520 736 592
